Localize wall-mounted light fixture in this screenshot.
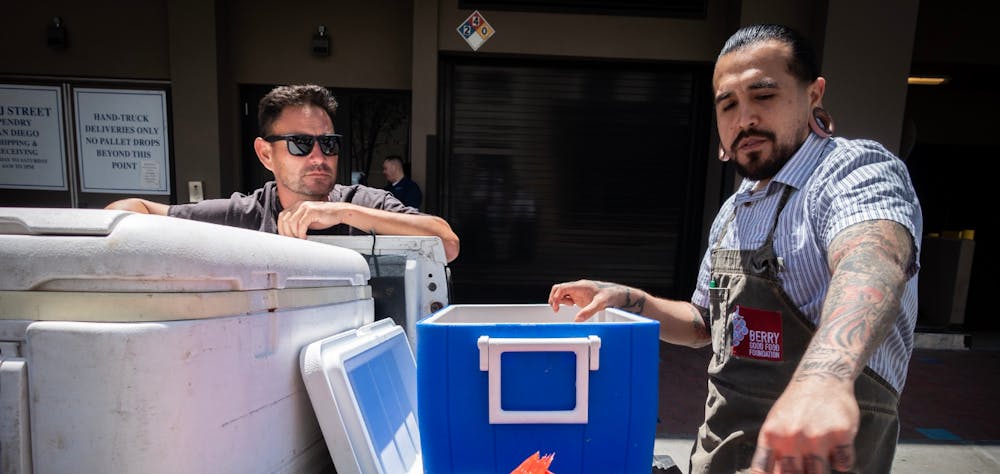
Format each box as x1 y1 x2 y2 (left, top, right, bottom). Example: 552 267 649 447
47 16 68 50
907 75 948 86
312 25 330 56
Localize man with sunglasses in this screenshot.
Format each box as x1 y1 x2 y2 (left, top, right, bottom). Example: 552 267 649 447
106 84 460 262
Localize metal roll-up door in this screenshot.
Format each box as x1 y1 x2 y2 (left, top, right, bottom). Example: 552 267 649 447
440 55 711 303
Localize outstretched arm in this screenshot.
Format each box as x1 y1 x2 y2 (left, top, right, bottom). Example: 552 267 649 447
751 219 915 473
277 200 461 262
548 279 711 347
104 198 169 215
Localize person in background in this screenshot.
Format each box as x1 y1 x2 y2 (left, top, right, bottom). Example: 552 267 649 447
381 155 423 209
106 84 459 262
549 24 921 473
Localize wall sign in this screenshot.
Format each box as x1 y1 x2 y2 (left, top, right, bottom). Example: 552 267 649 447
75 88 170 194
0 84 67 190
457 10 494 51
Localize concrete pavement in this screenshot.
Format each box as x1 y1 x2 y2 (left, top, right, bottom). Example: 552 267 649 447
651 333 1000 473
653 437 1000 473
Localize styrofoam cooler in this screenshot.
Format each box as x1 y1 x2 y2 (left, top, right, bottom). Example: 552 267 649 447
0 207 374 474
416 304 660 474
308 235 451 350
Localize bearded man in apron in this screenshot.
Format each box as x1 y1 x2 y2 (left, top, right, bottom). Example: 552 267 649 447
549 24 921 474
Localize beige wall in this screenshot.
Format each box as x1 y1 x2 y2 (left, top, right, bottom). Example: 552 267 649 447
821 0 919 154
409 1 440 190
436 0 729 61
1 2 170 79
168 0 222 202
227 0 414 90
738 0 820 45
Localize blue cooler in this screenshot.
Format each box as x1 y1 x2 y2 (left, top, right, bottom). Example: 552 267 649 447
416 304 660 474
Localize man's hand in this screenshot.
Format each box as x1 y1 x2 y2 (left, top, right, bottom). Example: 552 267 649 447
276 199 461 262
549 280 709 346
277 200 352 239
548 279 645 322
104 198 168 215
751 380 858 473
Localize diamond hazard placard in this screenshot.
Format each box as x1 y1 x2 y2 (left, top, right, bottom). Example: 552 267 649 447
456 10 494 51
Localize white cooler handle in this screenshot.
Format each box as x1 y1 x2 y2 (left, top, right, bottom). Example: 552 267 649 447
477 335 601 424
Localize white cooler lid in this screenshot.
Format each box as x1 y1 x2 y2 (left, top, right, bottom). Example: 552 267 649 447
300 319 422 474
0 207 370 292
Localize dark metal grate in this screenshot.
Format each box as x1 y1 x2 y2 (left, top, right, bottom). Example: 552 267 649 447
440 55 710 303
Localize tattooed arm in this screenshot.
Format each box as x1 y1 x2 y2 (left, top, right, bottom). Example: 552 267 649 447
751 219 916 473
548 279 712 347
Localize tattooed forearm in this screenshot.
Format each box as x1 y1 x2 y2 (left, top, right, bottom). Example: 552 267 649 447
691 305 711 344
623 288 646 313
794 347 857 382
817 276 897 352
796 220 914 383
594 281 646 313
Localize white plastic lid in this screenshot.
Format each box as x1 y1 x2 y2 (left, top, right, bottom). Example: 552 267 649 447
0 208 370 291
0 207 127 236
299 319 422 474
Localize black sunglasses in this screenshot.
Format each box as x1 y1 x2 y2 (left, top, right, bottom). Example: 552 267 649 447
263 134 342 156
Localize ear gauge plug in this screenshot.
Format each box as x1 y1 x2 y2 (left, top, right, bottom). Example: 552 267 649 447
810 107 834 138
718 144 731 162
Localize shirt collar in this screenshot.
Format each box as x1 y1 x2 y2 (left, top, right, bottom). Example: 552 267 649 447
736 132 829 196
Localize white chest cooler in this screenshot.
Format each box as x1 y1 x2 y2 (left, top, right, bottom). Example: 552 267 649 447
0 207 373 474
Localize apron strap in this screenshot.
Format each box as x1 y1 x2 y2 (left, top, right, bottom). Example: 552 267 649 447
714 185 796 252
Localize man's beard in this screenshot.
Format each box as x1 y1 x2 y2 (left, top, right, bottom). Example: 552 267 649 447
289 165 335 197
729 128 796 181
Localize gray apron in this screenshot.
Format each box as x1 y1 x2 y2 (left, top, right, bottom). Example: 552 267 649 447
689 186 900 473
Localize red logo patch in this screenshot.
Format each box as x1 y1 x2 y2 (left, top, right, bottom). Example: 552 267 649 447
731 305 783 361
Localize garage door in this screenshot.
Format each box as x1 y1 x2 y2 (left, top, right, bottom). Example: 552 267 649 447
439 55 711 303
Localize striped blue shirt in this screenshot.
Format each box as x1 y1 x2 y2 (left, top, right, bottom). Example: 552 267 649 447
691 133 923 392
